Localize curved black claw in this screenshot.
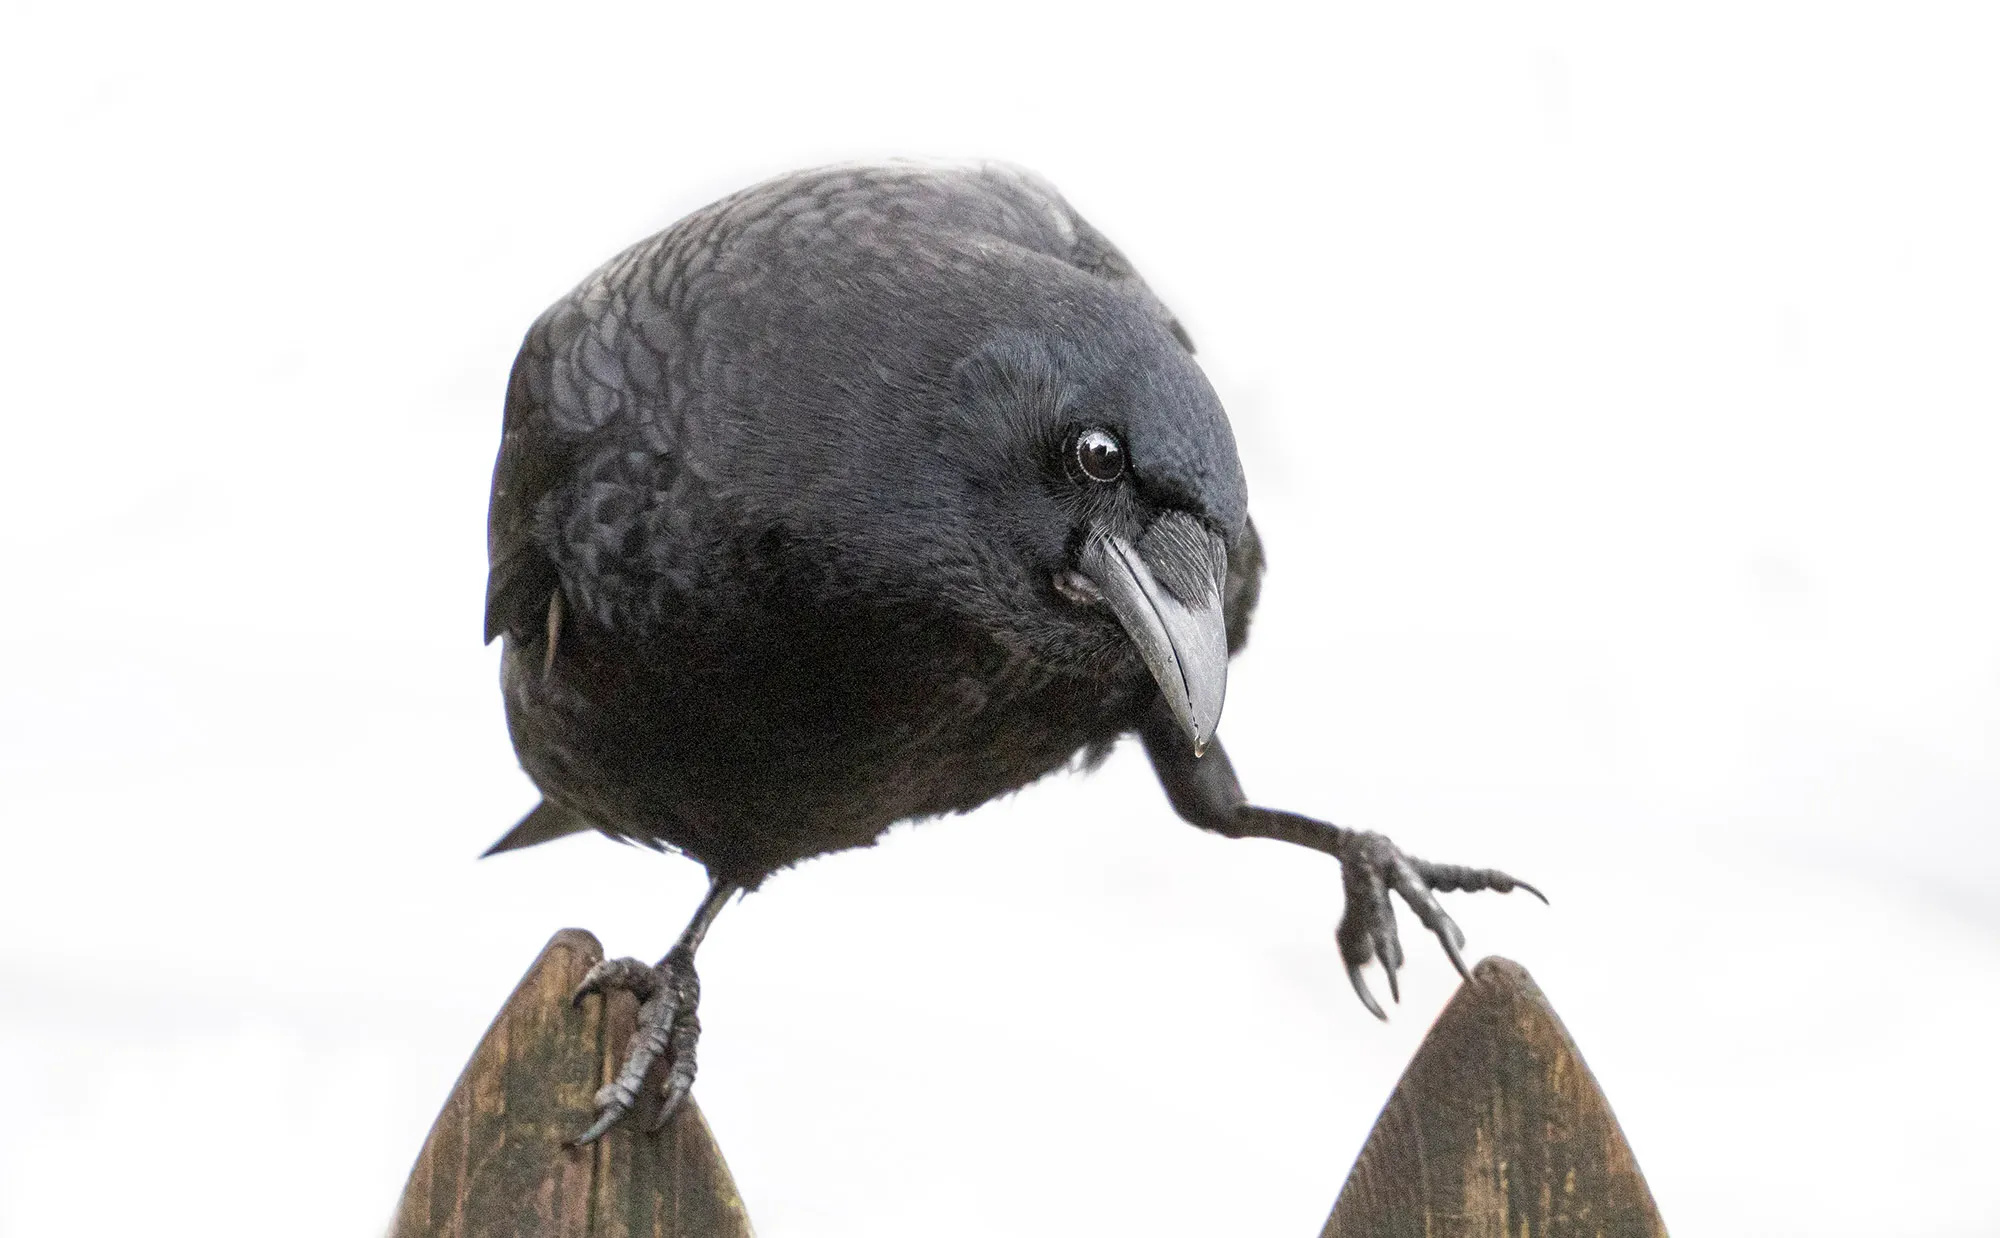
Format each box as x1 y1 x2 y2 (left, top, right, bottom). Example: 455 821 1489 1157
1334 830 1540 1017
567 947 702 1146
1345 958 1387 1021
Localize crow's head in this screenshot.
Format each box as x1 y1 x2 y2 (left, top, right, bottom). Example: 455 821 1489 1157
937 283 1250 753
736 230 1251 752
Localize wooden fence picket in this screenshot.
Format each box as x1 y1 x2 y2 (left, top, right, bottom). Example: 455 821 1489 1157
392 939 1663 1236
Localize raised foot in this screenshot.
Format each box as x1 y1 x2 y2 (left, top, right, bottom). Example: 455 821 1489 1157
567 946 701 1145
1334 831 1545 1020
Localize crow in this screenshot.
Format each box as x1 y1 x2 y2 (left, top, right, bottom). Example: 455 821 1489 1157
483 162 1542 1143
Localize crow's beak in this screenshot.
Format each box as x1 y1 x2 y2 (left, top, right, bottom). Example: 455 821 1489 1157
1077 512 1230 754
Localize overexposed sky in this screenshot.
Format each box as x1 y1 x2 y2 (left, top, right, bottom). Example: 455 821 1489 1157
2 3 1997 1236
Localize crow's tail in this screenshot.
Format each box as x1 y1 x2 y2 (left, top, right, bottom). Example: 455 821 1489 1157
482 800 594 856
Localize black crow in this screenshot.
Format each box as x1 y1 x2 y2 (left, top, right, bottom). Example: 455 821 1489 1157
483 162 1542 1143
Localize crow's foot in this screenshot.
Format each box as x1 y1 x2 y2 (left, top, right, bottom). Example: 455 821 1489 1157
567 946 701 1145
1333 831 1544 1019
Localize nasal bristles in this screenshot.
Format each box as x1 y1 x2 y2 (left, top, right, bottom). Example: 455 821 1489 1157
1138 511 1227 607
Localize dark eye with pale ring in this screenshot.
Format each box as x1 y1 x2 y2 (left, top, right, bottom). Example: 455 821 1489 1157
1072 427 1126 483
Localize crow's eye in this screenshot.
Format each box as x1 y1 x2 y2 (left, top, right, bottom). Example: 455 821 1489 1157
1072 427 1126 483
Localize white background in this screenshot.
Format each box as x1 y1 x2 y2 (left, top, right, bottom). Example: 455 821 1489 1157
3 3 1997 1235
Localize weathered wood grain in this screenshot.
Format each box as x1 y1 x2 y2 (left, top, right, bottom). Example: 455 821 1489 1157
1323 957 1667 1238
391 929 754 1238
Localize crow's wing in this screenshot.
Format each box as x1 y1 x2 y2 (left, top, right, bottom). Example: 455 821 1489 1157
483 230 694 644
483 330 570 645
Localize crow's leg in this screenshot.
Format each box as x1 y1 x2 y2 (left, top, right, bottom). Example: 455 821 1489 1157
1141 707 1543 1020
568 877 738 1145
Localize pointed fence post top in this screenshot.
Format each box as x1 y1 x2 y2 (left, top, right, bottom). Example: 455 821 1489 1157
391 929 754 1238
1324 956 1668 1238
